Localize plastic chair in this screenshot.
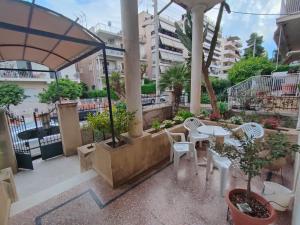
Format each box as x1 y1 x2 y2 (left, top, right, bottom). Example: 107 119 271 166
224 122 264 148
184 117 210 147
206 138 232 197
165 129 198 175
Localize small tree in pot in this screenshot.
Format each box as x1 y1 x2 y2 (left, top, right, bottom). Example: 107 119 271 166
222 135 277 225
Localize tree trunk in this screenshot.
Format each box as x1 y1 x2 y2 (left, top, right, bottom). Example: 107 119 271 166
246 175 252 203
202 63 220 115
173 85 183 114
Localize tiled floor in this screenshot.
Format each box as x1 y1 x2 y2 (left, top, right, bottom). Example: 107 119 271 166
10 148 293 225
14 155 80 199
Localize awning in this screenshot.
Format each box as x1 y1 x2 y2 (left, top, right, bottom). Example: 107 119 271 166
160 36 183 49
160 21 176 33
0 0 106 71
160 51 184 62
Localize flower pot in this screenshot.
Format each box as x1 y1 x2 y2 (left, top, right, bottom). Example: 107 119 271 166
226 189 277 225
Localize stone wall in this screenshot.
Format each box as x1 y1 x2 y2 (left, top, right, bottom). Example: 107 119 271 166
92 124 185 188
142 105 173 129
0 181 11 225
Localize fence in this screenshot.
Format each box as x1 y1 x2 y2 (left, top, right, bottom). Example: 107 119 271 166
227 73 300 111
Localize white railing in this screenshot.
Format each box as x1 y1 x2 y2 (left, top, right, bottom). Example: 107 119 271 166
227 73 300 110
281 0 300 14
0 70 52 81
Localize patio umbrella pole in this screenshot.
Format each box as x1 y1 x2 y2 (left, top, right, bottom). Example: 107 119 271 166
102 47 116 147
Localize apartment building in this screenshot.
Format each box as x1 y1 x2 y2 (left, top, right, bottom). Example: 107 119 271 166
274 0 300 64
219 36 242 79
138 11 223 79
76 25 147 90
0 61 79 116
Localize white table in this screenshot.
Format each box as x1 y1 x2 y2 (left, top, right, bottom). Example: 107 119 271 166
197 125 231 183
197 125 230 140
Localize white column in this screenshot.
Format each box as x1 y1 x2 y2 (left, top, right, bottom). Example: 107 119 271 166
190 4 206 116
292 105 300 225
120 0 143 137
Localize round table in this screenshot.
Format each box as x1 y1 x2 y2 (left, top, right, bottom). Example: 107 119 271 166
197 125 231 180
197 125 230 137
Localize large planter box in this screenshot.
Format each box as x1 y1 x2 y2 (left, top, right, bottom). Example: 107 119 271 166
0 181 11 225
92 124 185 188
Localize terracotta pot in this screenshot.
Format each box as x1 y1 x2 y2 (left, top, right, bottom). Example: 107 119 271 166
226 189 277 225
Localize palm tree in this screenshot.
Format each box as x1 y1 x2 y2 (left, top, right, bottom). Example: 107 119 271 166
175 1 231 115
160 64 189 113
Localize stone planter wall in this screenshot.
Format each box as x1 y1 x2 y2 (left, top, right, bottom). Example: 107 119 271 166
0 181 11 225
142 105 173 130
92 124 185 188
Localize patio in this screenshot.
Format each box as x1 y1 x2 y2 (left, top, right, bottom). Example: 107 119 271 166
9 147 292 225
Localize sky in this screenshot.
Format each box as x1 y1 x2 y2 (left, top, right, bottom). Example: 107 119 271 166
34 0 282 58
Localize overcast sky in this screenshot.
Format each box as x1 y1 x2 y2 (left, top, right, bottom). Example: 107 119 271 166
34 0 282 58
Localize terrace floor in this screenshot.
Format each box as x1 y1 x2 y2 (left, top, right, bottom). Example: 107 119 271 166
9 147 293 225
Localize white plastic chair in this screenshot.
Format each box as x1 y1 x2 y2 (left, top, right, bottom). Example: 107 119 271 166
165 129 198 175
206 138 232 197
184 117 210 147
224 122 264 147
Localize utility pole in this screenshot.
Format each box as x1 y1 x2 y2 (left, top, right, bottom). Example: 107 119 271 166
153 0 160 99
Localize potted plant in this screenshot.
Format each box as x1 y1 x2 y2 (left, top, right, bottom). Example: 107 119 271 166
222 135 277 225
263 117 279 130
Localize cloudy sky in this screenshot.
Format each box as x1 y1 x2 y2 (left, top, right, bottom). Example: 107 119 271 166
34 0 282 58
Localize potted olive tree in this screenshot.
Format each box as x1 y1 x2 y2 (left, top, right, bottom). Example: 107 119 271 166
222 136 277 225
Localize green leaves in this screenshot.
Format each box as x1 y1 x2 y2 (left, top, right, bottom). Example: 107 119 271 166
87 104 134 142
0 83 26 109
39 78 82 103
228 57 275 84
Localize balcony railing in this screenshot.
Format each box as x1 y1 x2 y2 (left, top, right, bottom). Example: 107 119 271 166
0 70 53 82
281 0 300 14
99 47 124 58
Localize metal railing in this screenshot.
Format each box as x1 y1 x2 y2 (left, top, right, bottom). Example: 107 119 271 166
227 73 300 111
0 70 53 80
281 0 300 14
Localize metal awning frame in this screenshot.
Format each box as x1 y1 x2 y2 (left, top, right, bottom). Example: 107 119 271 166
0 0 125 147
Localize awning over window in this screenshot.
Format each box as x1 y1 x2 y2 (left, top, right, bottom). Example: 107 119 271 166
0 0 105 71
160 21 176 33
160 36 183 49
160 51 184 62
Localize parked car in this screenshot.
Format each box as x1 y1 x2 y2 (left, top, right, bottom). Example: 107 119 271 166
141 95 167 106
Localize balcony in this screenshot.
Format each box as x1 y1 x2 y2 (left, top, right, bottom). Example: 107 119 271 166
281 0 300 14
99 47 124 58
0 71 54 83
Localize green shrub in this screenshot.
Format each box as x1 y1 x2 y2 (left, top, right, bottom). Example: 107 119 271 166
200 109 210 118
87 105 134 143
217 101 228 115
229 116 243 125
162 120 175 128
87 89 119 100
176 109 194 120
173 116 184 124
201 93 210 104
141 83 156 94
151 120 161 131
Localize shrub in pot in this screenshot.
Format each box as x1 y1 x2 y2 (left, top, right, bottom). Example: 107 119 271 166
87 103 134 147
151 119 162 132
209 112 221 121
176 109 194 120
229 116 244 125
222 135 277 225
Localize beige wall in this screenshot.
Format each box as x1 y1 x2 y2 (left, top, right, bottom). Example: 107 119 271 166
0 110 17 173
0 182 11 225
57 103 82 156
92 124 185 188
143 105 173 129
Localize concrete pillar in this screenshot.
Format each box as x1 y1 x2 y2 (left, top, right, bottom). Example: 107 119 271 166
0 109 17 173
190 4 206 116
120 0 143 137
57 103 82 156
